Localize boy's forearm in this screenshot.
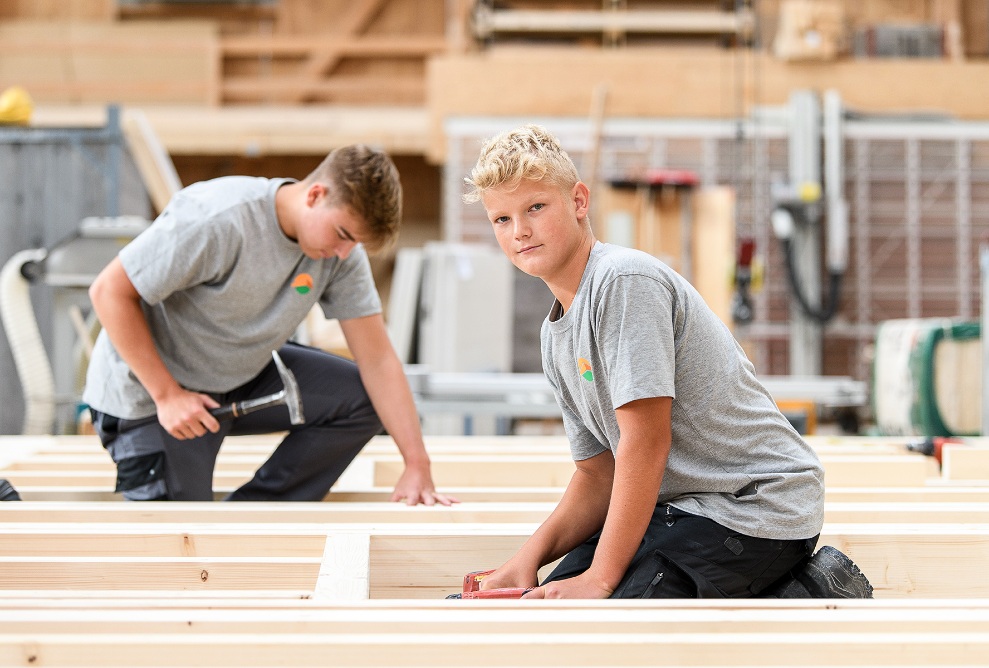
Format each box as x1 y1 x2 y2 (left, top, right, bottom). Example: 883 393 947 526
357 353 429 466
587 440 666 591
522 463 613 569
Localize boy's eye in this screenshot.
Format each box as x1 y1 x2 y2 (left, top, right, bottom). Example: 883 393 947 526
530 203 544 212
494 216 510 224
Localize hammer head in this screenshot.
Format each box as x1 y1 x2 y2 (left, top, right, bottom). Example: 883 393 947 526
272 350 305 425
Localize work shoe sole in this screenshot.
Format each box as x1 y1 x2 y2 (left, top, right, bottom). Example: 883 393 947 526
0 478 20 501
797 545 874 598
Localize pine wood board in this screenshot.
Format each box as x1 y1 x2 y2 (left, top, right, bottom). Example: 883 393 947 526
0 629 987 666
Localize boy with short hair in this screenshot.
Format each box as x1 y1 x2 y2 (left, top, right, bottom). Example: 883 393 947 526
464 125 871 598
86 144 454 506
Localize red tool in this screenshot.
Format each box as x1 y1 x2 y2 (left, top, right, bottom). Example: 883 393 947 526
447 570 533 599
906 436 966 466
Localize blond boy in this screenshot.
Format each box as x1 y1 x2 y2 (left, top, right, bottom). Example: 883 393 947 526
464 125 871 598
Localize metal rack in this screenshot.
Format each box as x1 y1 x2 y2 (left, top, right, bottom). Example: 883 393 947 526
443 106 989 387
0 106 151 434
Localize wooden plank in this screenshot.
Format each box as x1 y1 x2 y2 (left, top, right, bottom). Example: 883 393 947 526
2 596 987 611
1 500 987 525
119 108 182 214
0 20 219 105
941 444 989 481
473 7 753 37
426 50 989 161
0 433 929 458
289 0 388 104
15 483 989 504
691 186 735 326
0 526 328 557
221 35 447 57
313 532 371 601
0 522 984 598
1 453 931 489
29 105 432 156
367 454 932 488
1 603 988 635
0 556 321 591
0 629 986 666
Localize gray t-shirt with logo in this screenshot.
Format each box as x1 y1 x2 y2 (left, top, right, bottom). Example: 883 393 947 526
83 176 381 419
541 242 824 540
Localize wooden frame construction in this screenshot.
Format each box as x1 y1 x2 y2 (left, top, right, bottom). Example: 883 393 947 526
1 521 987 599
0 434 988 666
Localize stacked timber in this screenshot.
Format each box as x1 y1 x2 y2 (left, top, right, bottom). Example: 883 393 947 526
0 434 988 666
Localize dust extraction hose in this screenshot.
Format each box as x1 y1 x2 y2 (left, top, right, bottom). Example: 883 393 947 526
0 249 55 435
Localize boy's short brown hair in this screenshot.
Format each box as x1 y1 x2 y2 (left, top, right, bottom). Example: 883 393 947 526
463 124 580 204
306 144 402 253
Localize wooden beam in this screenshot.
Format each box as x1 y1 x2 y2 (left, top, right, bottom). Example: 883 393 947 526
29 105 432 157
0 500 986 525
119 108 182 214
0 523 985 598
0 452 931 489
290 0 388 104
14 484 989 504
426 49 989 161
473 7 754 38
221 76 424 102
1 629 986 667
0 20 220 106
1 603 988 635
0 557 320 591
365 454 932 488
941 444 989 481
221 36 447 58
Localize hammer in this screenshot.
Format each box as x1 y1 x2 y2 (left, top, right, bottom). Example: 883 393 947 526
129 350 305 429
207 350 305 425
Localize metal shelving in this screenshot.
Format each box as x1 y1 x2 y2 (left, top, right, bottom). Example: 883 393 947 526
443 110 989 384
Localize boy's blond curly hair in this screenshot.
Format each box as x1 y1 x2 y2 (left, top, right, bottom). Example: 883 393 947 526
463 125 580 204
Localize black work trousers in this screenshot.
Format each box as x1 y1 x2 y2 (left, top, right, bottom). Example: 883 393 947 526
542 503 819 598
91 343 382 501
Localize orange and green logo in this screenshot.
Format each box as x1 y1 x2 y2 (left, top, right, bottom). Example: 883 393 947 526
291 273 313 294
578 358 593 382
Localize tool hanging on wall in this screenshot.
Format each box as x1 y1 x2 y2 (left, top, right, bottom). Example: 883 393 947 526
731 238 763 325
771 179 844 324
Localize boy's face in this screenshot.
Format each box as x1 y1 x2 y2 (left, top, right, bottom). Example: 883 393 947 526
297 184 366 260
482 177 590 282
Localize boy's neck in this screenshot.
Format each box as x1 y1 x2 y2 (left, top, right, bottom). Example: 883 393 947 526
274 180 301 241
547 236 596 314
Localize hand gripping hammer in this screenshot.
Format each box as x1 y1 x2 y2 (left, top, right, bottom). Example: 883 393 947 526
208 350 305 425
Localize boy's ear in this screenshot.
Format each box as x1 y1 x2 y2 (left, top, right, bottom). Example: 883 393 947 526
307 182 328 207
573 181 590 218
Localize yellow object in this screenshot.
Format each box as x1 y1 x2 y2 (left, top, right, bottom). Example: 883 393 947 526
0 86 33 125
797 181 821 203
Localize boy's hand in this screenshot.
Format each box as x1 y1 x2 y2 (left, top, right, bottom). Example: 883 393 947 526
522 572 613 599
478 563 538 592
390 464 459 506
156 389 221 440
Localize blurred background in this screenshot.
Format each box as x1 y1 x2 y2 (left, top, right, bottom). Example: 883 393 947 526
0 0 985 441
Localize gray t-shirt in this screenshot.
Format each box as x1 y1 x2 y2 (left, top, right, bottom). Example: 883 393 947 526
541 242 824 540
83 176 381 419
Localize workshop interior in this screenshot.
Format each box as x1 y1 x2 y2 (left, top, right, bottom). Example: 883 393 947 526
0 0 985 443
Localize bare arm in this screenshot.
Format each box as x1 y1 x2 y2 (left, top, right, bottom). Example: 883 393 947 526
340 313 457 506
524 396 672 599
478 448 615 591
88 258 219 439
